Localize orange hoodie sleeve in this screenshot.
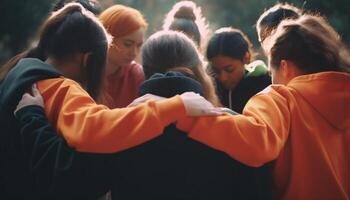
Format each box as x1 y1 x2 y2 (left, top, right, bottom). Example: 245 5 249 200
177 86 291 167
37 77 186 153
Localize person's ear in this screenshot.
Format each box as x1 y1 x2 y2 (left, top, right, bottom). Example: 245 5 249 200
280 59 300 83
243 52 251 65
279 60 289 79
81 52 92 68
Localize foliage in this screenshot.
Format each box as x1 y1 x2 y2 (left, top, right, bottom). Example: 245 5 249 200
0 0 58 65
1 0 349 65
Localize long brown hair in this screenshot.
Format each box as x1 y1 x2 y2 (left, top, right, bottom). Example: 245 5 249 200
142 30 220 106
0 3 110 99
267 14 350 74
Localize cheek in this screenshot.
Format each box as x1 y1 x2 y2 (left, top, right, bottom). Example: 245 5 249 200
231 69 244 82
115 48 129 60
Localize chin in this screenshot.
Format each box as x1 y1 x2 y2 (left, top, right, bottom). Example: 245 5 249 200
224 83 237 90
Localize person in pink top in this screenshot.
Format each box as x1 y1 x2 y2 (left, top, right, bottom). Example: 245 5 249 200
98 5 147 108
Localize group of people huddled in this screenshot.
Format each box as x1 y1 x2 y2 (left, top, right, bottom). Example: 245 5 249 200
0 0 349 199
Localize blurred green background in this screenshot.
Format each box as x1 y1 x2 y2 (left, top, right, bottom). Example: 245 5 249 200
1 0 349 65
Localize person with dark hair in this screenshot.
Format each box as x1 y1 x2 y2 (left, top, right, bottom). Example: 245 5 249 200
98 5 148 108
163 1 209 51
54 0 102 15
256 2 302 52
177 14 350 199
0 3 214 199
108 30 263 200
207 27 271 113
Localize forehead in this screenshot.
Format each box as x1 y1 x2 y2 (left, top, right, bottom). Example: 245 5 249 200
210 55 243 69
119 27 145 41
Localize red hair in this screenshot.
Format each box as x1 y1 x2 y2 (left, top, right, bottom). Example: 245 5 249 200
99 5 148 39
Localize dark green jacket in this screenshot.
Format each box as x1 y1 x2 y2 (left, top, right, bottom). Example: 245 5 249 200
0 58 112 200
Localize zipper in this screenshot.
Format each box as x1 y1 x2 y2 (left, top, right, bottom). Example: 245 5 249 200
228 89 232 109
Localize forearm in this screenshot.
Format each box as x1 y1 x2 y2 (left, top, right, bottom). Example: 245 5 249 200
38 78 186 153
57 95 186 153
178 91 290 167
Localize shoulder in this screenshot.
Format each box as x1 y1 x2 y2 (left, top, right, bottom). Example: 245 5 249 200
37 77 89 97
245 72 271 83
130 62 144 73
255 84 294 102
129 62 145 81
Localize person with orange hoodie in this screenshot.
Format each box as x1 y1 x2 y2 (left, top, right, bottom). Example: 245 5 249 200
98 5 147 108
0 3 214 199
174 14 350 199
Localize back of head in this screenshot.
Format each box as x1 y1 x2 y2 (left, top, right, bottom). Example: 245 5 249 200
0 3 110 98
142 30 200 78
267 14 350 74
163 1 208 47
142 30 220 106
257 3 302 43
99 5 148 39
54 0 102 15
206 27 253 62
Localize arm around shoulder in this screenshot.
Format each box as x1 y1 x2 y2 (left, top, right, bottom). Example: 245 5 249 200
179 86 291 167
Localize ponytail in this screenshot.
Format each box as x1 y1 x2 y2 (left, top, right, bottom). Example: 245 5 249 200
1 3 110 99
268 15 350 73
163 1 208 48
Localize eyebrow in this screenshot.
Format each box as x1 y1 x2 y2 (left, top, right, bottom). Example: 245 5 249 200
123 39 135 43
218 64 233 69
124 39 143 45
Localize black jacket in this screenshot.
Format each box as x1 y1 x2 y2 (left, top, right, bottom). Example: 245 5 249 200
0 58 113 200
216 71 271 113
110 72 270 200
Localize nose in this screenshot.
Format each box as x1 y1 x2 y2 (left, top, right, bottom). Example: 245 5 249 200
129 45 138 59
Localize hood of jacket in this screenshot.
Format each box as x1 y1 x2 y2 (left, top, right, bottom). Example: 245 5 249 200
0 58 62 114
139 71 203 97
287 71 350 132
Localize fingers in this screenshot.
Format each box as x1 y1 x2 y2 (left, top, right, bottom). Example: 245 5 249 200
128 94 167 107
31 83 41 97
128 95 151 107
22 93 32 99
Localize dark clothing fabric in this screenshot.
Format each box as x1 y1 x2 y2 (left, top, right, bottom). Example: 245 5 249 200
216 71 271 113
0 58 112 199
14 106 113 199
110 72 270 200
215 70 273 200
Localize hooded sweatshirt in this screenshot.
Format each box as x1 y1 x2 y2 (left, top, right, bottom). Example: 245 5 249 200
0 58 62 199
0 58 186 199
178 72 350 199
110 72 269 200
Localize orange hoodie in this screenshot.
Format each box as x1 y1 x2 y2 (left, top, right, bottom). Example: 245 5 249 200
36 77 186 153
177 72 350 199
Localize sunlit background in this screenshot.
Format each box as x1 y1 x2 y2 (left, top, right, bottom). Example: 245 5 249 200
1 0 349 65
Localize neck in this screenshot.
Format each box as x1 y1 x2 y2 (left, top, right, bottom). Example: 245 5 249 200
45 57 77 81
45 57 65 71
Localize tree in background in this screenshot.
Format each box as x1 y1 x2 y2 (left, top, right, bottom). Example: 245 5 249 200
0 0 57 65
106 0 350 54
1 0 349 65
